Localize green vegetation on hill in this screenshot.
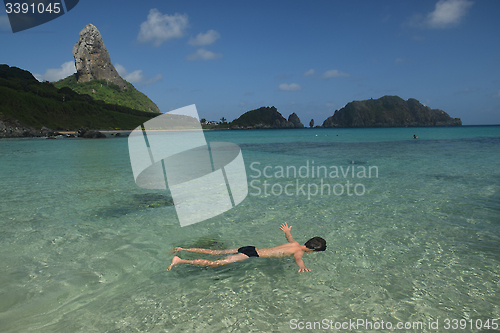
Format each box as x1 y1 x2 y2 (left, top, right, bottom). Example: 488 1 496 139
322 95 462 127
0 64 157 130
54 74 160 113
230 106 303 129
231 106 282 127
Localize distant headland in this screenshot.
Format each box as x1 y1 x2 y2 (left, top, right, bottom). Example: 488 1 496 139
204 96 461 130
228 106 304 129
0 64 157 138
321 95 461 128
0 63 463 137
0 23 462 138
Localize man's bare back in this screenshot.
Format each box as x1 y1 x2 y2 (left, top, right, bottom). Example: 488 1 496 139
167 223 326 273
257 242 308 258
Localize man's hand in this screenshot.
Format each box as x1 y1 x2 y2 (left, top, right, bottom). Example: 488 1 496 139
298 267 313 273
280 222 292 233
280 223 295 243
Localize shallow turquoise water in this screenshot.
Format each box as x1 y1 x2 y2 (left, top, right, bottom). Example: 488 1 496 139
0 126 499 332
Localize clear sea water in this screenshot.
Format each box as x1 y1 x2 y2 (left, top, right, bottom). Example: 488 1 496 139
0 126 499 332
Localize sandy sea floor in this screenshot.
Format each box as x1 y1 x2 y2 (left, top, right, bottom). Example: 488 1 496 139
0 127 499 332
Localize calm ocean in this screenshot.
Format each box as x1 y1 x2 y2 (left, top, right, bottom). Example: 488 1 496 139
0 126 499 332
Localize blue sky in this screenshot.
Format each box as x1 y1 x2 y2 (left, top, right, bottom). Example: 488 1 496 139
1 0 499 125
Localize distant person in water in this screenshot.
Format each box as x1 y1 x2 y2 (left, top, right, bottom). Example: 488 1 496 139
167 223 326 273
413 134 418 139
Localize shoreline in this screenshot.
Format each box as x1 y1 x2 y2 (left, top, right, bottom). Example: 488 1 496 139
1 124 496 139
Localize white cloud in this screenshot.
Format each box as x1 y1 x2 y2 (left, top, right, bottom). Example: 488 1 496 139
454 87 479 95
186 48 222 61
427 0 473 28
34 61 76 82
394 57 405 65
138 9 188 46
0 15 10 31
303 69 315 76
408 0 473 29
188 29 220 46
115 64 162 85
322 69 350 78
279 83 302 91
143 74 163 85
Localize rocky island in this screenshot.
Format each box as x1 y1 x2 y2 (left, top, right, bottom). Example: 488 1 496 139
229 106 304 129
322 96 461 127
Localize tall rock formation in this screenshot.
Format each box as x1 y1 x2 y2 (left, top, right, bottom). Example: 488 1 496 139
61 23 160 113
73 24 126 90
288 113 304 128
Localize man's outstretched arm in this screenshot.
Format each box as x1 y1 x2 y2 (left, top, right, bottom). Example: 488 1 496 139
280 222 296 243
294 252 313 273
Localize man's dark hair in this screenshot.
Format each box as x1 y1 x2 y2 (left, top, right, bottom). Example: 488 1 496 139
304 237 326 251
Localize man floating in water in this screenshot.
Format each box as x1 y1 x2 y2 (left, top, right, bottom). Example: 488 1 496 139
167 223 326 273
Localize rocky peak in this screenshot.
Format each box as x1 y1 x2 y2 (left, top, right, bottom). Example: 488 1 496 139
288 112 304 128
73 24 126 90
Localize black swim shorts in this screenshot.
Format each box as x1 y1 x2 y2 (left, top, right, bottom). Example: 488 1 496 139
238 246 259 258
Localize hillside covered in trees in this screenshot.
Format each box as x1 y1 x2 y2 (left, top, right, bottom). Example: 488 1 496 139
54 74 160 114
0 65 157 132
322 96 461 127
229 106 304 129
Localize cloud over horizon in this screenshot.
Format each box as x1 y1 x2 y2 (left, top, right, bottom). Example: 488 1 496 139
138 9 188 46
34 61 76 82
279 83 302 91
303 69 315 76
186 48 222 61
322 69 350 78
408 0 474 29
188 29 220 46
394 57 405 65
115 64 163 85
